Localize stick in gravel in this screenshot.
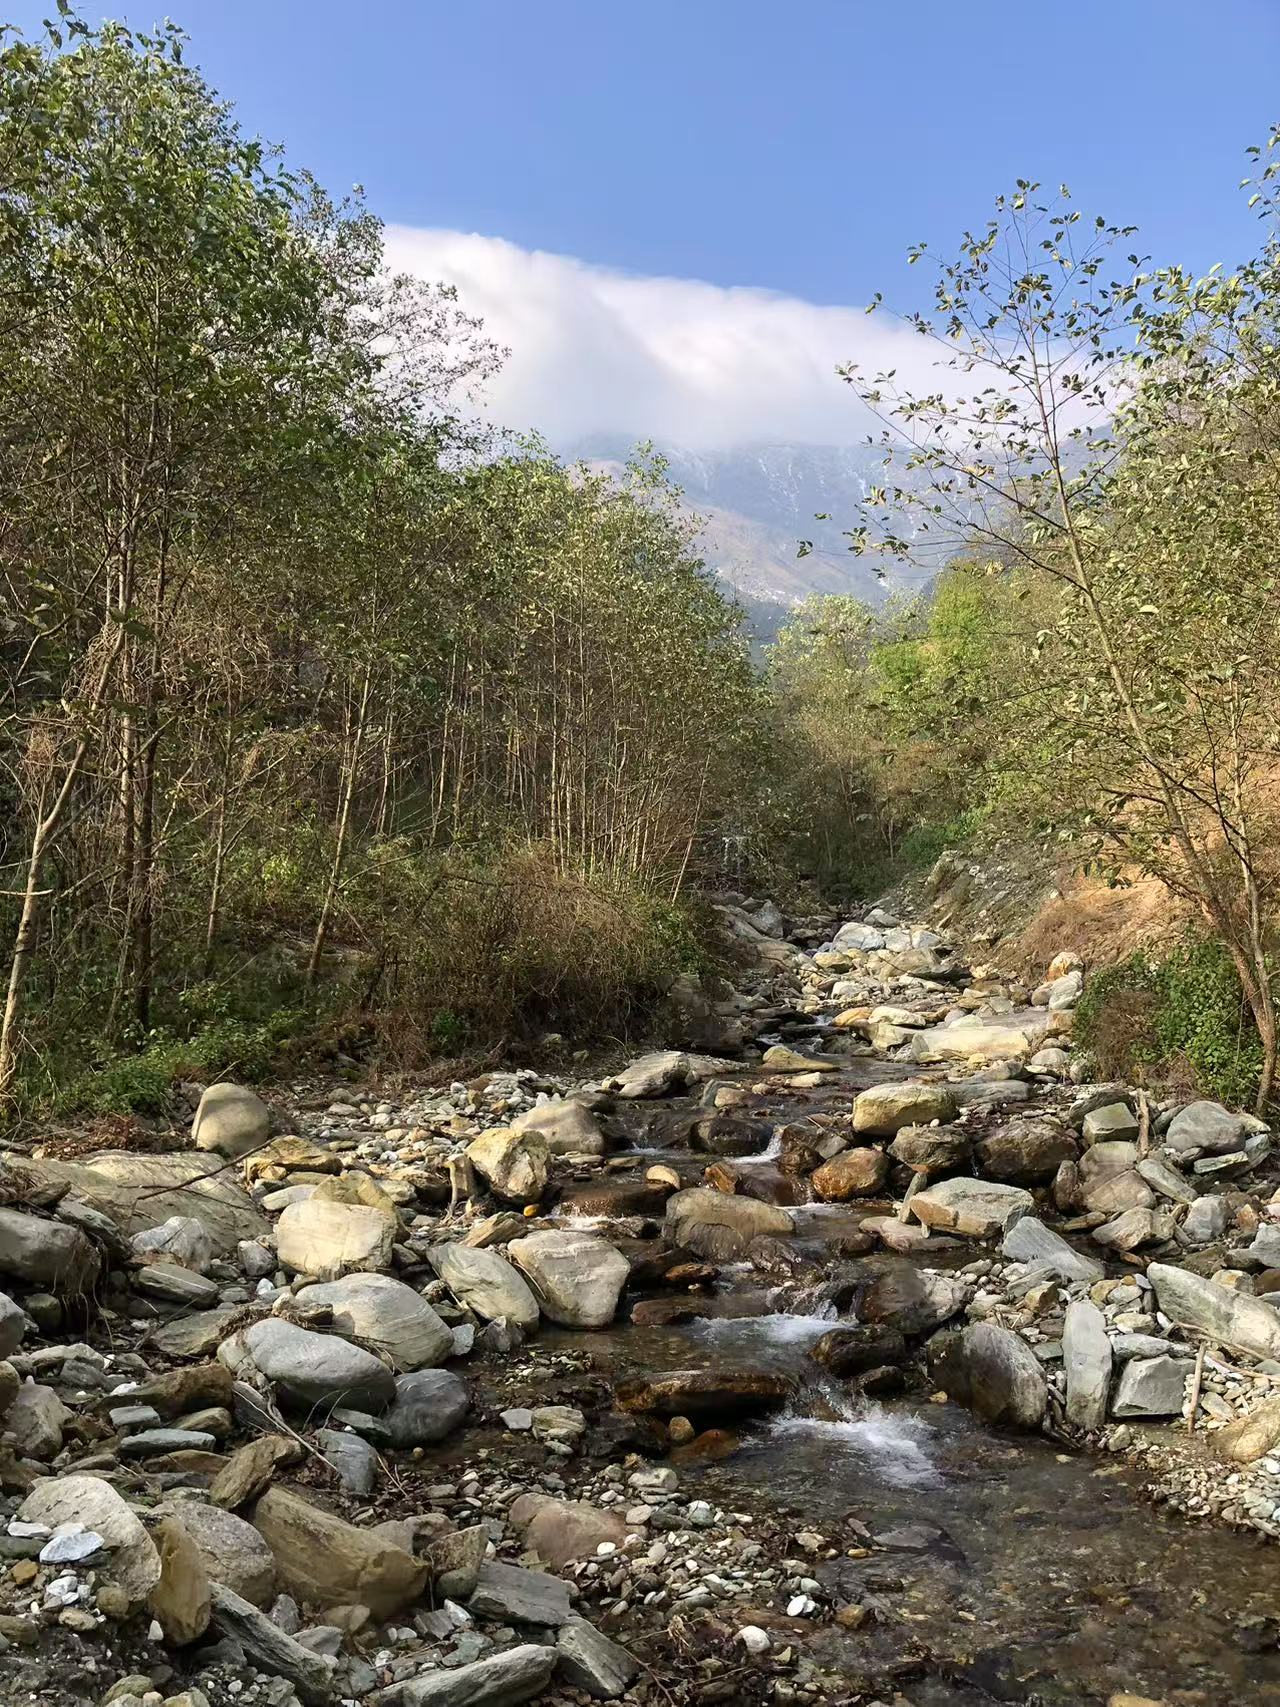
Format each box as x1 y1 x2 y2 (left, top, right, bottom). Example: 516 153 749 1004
1186 1341 1208 1433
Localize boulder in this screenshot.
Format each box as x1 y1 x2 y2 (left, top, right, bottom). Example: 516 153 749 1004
19 1474 159 1605
372 1644 556 1706
192 1081 271 1158
951 1323 1047 1429
1112 1355 1189 1418
811 1147 890 1201
209 1583 336 1705
1135 1155 1197 1206
1147 1262 1280 1360
131 1216 214 1272
1215 1398 1280 1464
160 1499 276 1606
557 1617 640 1700
905 1015 1047 1066
1183 1196 1229 1242
1063 1299 1111 1432
888 1125 971 1174
0 1290 26 1357
1166 1101 1251 1156
507 1230 629 1328
294 1273 453 1370
975 1119 1077 1185
383 1368 471 1447
211 1434 296 1510
466 1128 549 1205
126 1361 234 1419
468 1560 574 1627
1076 1142 1155 1216
858 1265 966 1335
617 1366 790 1422
808 1324 908 1376
852 1082 958 1138
13 1152 267 1250
664 1187 794 1261
149 1514 212 1646
1081 1102 1139 1145
252 1486 427 1618
4 1380 70 1458
242 1318 396 1414
276 1198 396 1281
1092 1207 1170 1251
428 1242 540 1332
1001 1217 1103 1283
509 1494 628 1569
911 1177 1032 1239
0 1360 17 1417
0 1208 101 1295
511 1098 605 1157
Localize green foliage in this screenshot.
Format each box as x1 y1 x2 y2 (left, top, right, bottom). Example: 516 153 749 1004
1076 940 1264 1109
53 1010 303 1117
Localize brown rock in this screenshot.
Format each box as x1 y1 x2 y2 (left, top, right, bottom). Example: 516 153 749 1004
1215 1398 1280 1465
251 1486 426 1618
509 1494 628 1570
148 1515 211 1646
615 1368 792 1422
812 1148 890 1201
211 1434 297 1510
123 1362 234 1420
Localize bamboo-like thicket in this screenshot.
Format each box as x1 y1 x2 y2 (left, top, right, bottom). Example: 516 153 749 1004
0 18 764 1105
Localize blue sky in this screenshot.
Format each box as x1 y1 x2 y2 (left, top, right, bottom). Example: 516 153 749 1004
11 1 1280 445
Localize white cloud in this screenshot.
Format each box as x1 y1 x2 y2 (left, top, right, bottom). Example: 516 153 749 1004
383 226 948 449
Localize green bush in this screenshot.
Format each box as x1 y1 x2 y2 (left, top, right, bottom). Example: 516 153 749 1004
1075 938 1263 1109
53 1010 302 1117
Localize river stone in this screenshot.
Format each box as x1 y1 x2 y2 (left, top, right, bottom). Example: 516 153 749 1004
1242 1225 1280 1269
888 1125 971 1173
1092 1207 1170 1251
956 1323 1047 1429
131 1216 214 1272
276 1198 396 1281
664 1187 794 1260
242 1318 396 1414
975 1119 1078 1185
1076 1142 1155 1215
384 1368 470 1447
809 1324 908 1376
507 1230 629 1328
428 1243 540 1331
1001 1217 1103 1282
14 1152 268 1250
811 1147 889 1200
1081 1102 1140 1145
911 1177 1032 1239
193 1082 272 1158
0 1290 26 1358
466 1128 550 1206
1215 1398 1280 1464
425 1524 488 1600
209 1583 336 1705
852 1082 958 1137
316 1427 379 1494
468 1559 573 1626
1063 1299 1111 1431
210 1434 296 1509
6 1380 71 1458
1112 1354 1189 1417
159 1500 276 1605
294 1273 453 1370
133 1262 220 1307
616 1368 791 1422
127 1361 234 1419
372 1643 556 1705
858 1264 966 1335
905 1017 1041 1066
1135 1155 1198 1206
511 1097 605 1156
0 1208 101 1296
509 1493 628 1570
150 1305 243 1360
1166 1101 1251 1156
557 1615 640 1699
19 1474 159 1605
1147 1262 1280 1360
0 1360 17 1418
252 1486 426 1617
149 1513 212 1646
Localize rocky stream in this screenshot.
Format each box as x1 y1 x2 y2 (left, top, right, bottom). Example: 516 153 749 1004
4 896 1280 1707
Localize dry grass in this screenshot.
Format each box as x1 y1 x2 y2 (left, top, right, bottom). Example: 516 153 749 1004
1015 869 1190 979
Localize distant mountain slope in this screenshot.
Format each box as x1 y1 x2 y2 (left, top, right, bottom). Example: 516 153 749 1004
573 437 936 618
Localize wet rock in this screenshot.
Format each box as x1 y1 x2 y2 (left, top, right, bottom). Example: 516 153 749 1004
911 1177 1032 1238
371 1643 556 1705
888 1125 971 1173
468 1559 573 1626
954 1323 1047 1429
275 1198 396 1281
1215 1398 1280 1463
557 1616 639 1699
429 1242 541 1331
1147 1263 1280 1360
511 1096 605 1156
852 1081 958 1137
148 1514 211 1646
1001 1217 1103 1283
0 1208 101 1296
507 1230 628 1328
560 1179 669 1217
19 1475 159 1605
294 1273 453 1370
466 1127 549 1205
1112 1355 1189 1418
664 1186 794 1260
975 1119 1078 1185
252 1485 427 1617
509 1493 628 1569
193 1082 272 1158
859 1265 966 1335
1063 1299 1112 1432
209 1582 336 1704
811 1147 890 1200
159 1500 275 1605
809 1324 907 1376
242 1318 396 1414
1167 1101 1251 1156
763 1044 839 1072
616 1367 792 1421
384 1368 470 1447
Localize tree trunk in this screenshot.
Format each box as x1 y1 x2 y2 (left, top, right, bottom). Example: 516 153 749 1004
306 666 372 990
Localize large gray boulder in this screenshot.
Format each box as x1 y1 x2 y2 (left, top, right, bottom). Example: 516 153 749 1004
10 1152 267 1250
19 1474 159 1605
664 1187 794 1260
192 1081 272 1158
953 1323 1047 1429
557 1616 640 1699
1147 1263 1280 1361
0 1289 28 1357
1075 1141 1155 1215
371 1643 556 1706
507 1230 629 1329
911 1177 1032 1239
511 1098 605 1157
1001 1217 1103 1283
465 1128 549 1205
294 1273 453 1370
157 1499 276 1606
1063 1299 1111 1432
852 1081 958 1137
275 1198 396 1281
428 1243 540 1332
1166 1101 1252 1156
241 1317 395 1414
0 1207 101 1296
209 1583 336 1705
1112 1354 1189 1417
383 1368 471 1447
131 1215 214 1272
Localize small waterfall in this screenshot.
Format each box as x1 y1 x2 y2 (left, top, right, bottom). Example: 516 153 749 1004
769 1395 943 1488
